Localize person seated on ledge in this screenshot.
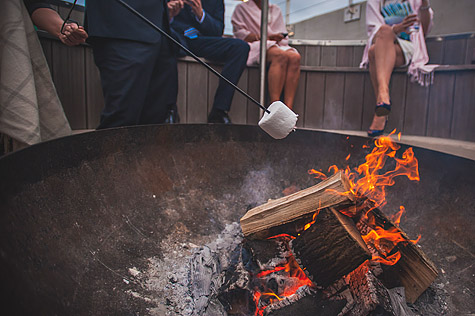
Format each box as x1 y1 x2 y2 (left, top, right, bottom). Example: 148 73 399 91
360 0 436 137
24 0 88 46
231 0 301 110
170 0 250 124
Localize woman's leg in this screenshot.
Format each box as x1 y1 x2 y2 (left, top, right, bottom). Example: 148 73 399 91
368 25 405 131
282 50 301 109
267 46 288 103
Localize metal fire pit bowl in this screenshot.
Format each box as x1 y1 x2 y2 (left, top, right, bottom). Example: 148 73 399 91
0 125 473 315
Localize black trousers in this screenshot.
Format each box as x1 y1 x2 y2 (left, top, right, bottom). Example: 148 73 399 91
91 37 178 129
186 36 249 112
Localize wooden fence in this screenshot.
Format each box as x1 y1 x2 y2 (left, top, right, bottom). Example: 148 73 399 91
38 33 475 142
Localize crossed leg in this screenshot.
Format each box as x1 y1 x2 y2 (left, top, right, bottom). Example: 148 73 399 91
368 24 406 131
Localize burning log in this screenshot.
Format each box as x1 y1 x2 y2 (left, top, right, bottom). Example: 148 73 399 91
290 207 372 287
346 262 396 316
359 207 438 304
240 171 355 240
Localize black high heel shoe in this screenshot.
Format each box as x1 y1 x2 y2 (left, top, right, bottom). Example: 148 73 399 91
367 102 391 137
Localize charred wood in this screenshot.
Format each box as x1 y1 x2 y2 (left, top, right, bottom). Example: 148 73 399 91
291 207 372 287
357 207 438 303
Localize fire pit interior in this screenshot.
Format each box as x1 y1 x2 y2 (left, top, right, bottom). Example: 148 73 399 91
0 125 473 315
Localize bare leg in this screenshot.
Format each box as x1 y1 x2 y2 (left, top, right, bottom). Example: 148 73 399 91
267 46 288 103
282 50 301 109
368 25 405 131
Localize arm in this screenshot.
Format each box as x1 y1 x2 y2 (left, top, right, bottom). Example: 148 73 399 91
418 0 432 36
30 7 88 46
267 6 287 44
231 4 257 42
184 0 224 36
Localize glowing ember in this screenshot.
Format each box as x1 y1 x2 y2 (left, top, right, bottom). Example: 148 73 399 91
267 234 296 240
251 241 314 315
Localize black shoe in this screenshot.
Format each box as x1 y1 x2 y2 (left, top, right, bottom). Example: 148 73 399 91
165 109 180 124
208 109 232 124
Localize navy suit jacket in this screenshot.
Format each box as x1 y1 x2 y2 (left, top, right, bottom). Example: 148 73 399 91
85 0 170 44
170 0 224 45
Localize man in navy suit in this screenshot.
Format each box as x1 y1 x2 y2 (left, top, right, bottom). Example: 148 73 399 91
85 0 178 129
170 0 250 124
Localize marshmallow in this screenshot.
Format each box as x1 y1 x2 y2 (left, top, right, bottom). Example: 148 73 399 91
258 101 298 139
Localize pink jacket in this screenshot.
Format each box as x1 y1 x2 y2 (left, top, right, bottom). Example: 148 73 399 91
360 0 438 86
231 0 296 66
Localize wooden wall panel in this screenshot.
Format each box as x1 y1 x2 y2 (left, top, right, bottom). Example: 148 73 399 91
229 68 249 124
426 40 444 65
451 71 475 141
292 45 307 65
186 63 208 123
304 73 325 129
342 73 365 130
305 46 321 66
293 72 307 128
177 62 188 123
426 72 455 138
387 73 407 133
465 38 475 64
323 73 344 129
352 46 365 67
403 82 429 136
336 46 353 67
51 42 86 129
320 46 337 67
85 49 104 129
246 68 260 124
443 39 467 65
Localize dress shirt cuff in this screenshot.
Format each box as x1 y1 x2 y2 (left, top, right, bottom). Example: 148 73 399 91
196 10 206 23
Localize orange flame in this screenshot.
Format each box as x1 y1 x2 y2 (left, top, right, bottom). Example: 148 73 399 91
392 206 405 227
303 211 319 231
344 134 419 212
305 133 420 266
308 169 327 180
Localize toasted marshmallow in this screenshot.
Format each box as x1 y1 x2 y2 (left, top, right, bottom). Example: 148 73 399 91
258 101 298 139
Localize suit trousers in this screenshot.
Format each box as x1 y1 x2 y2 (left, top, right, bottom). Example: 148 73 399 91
91 37 178 129
186 36 249 112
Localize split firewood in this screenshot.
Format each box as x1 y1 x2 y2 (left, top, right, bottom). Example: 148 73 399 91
290 207 372 287
240 171 355 240
346 262 396 316
357 207 438 304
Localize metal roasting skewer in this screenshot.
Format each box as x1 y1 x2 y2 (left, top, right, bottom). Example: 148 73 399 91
115 0 271 114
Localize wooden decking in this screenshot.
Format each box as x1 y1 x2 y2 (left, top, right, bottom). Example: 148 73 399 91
38 33 475 142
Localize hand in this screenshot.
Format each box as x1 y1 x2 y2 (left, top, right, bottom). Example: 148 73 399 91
268 33 284 42
168 0 184 20
244 33 260 43
59 23 88 46
184 0 203 20
393 14 418 34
